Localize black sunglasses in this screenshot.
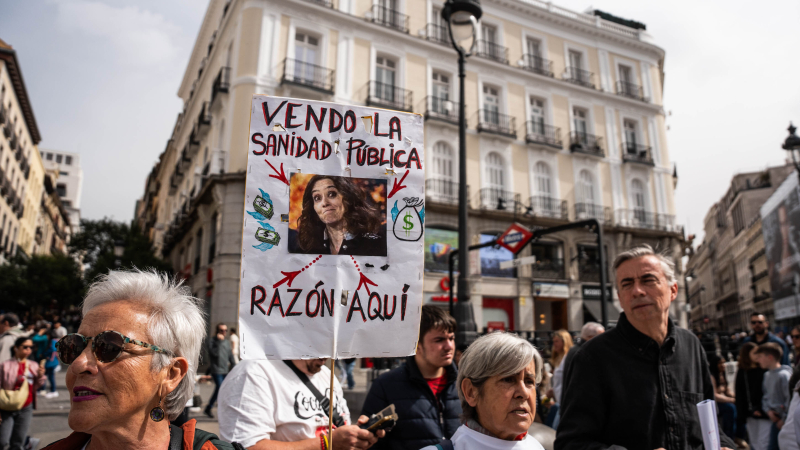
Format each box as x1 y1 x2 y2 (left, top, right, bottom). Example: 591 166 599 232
56 331 170 364
751 320 764 325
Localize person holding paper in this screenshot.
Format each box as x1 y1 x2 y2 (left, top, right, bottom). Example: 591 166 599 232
361 306 461 450
217 358 384 450
555 245 735 450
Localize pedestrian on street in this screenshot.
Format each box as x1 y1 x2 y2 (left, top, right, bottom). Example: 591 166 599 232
787 325 800 394
555 244 736 450
342 358 356 390
0 314 24 363
43 329 60 398
420 332 547 450
0 336 46 450
744 313 789 365
709 355 737 441
734 342 768 450
51 321 67 341
40 270 238 450
31 327 49 365
204 323 236 418
544 329 573 429
755 343 793 450
361 305 461 450
228 327 240 364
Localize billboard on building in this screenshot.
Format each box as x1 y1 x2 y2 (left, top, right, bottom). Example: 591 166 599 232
425 228 458 273
761 174 800 320
239 96 425 359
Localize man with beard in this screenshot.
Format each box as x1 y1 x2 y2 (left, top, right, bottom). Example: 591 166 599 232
744 312 790 365
556 245 735 450
218 358 383 449
361 305 461 450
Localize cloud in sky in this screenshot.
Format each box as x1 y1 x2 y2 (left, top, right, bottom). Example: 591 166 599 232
50 0 182 68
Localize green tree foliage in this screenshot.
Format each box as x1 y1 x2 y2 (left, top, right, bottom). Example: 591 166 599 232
0 254 84 312
69 218 172 284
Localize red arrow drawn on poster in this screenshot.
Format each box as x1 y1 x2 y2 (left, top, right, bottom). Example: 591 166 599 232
272 256 323 288
264 159 289 185
273 270 301 288
387 171 409 199
357 272 378 295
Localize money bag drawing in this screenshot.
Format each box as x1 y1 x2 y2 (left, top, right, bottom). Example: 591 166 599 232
391 197 425 242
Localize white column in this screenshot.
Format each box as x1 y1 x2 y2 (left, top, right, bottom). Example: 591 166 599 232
257 11 278 79
597 49 612 92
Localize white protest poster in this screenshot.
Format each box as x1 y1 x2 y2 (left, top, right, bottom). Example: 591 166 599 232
239 95 425 360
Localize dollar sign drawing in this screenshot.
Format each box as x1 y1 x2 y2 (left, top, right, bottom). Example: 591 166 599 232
403 210 414 236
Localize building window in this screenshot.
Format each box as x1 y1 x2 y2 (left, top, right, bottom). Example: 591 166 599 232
194 228 203 275
59 171 69 176
631 179 646 222
294 32 320 82
65 156 73 165
432 142 453 183
526 37 542 58
46 153 52 161
623 119 638 153
56 183 67 197
55 154 63 164
573 107 588 143
578 169 595 204
619 65 633 85
732 203 745 235
480 233 516 278
375 56 397 102
482 24 497 44
431 72 451 115
534 161 552 197
485 152 506 191
569 50 584 70
208 213 217 264
483 85 500 125
529 97 546 135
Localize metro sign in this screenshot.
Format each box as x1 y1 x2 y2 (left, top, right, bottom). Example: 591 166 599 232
497 223 534 254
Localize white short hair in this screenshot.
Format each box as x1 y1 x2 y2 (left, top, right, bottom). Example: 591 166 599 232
612 244 677 285
580 322 605 340
82 270 206 420
457 333 543 423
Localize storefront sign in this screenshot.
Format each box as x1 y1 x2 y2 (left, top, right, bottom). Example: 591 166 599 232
582 284 613 300
533 282 570 299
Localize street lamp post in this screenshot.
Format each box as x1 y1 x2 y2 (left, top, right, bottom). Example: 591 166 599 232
782 123 800 181
442 0 482 348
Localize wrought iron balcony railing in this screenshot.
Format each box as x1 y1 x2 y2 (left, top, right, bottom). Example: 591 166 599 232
525 121 562 149
480 188 520 211
529 196 568 220
578 261 606 283
569 132 604 157
210 67 231 107
282 58 336 94
425 179 468 205
196 101 212 139
367 81 413 112
424 96 459 125
616 81 647 102
369 5 409 33
476 40 509 64
564 67 595 89
614 209 679 232
574 202 610 222
477 110 516 138
521 54 553 77
530 258 565 279
621 142 654 165
424 23 449 46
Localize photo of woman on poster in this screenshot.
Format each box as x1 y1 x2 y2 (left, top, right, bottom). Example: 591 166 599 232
292 174 387 256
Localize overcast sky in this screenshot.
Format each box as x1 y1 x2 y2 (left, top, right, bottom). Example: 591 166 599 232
2 0 799 243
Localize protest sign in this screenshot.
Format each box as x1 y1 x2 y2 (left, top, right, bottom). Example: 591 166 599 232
239 96 425 360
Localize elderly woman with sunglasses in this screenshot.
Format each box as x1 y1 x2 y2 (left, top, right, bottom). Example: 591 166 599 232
0 336 47 450
422 333 546 450
42 270 240 450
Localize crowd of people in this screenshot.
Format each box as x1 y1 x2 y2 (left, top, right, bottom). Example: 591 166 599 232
1 245 799 450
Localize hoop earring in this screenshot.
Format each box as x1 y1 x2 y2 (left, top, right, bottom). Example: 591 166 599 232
150 390 166 422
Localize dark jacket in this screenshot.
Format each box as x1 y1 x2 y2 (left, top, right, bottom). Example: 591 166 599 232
744 332 790 365
735 367 767 430
560 340 584 398
361 357 461 450
207 337 235 374
555 313 735 450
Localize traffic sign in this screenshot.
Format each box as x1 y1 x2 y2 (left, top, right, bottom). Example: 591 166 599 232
496 223 534 254
500 255 537 270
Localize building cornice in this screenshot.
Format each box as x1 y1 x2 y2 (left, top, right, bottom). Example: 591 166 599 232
0 42 41 144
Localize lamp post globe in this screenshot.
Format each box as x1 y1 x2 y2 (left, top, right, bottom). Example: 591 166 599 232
442 0 482 348
782 123 800 180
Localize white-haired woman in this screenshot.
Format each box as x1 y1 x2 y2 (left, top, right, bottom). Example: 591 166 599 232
421 333 546 450
42 270 240 450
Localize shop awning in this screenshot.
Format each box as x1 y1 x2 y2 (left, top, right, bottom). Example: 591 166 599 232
583 300 621 323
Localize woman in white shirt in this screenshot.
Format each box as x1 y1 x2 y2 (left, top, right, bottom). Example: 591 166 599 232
421 332 546 450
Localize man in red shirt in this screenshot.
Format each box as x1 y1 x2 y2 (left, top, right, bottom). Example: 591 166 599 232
362 305 461 450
